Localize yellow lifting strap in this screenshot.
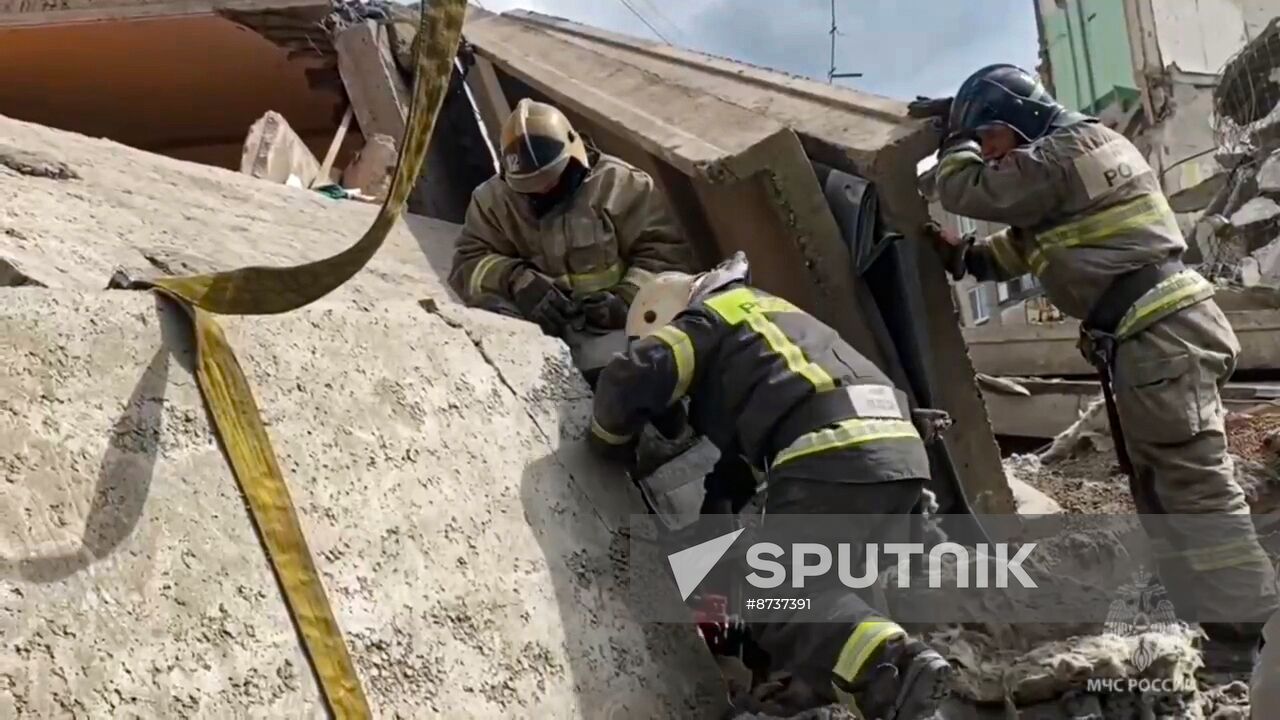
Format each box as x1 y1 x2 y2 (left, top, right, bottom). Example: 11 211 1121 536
131 1 467 717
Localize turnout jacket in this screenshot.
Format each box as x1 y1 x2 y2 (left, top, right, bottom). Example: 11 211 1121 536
590 282 930 483
936 120 1213 339
450 153 692 306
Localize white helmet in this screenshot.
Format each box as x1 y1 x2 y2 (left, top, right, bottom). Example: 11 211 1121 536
626 271 697 338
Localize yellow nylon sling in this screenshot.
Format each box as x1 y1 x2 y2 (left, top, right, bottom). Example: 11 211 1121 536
130 1 467 716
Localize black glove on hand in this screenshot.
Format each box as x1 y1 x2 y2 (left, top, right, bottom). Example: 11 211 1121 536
652 401 689 441
922 222 971 282
907 95 953 120
510 268 575 336
581 290 629 331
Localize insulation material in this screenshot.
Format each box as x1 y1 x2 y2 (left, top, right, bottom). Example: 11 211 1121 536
926 625 1202 706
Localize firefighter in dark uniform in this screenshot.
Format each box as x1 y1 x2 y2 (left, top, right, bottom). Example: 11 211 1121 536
915 64 1278 667
588 252 952 719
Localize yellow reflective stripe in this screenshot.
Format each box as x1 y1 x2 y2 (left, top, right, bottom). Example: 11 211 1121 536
703 288 835 392
651 325 694 404
1027 194 1172 274
937 148 982 180
1114 269 1214 339
569 262 624 293
468 254 508 298
1156 538 1267 572
833 618 906 684
591 416 635 445
987 229 1027 275
136 1 468 716
774 418 920 468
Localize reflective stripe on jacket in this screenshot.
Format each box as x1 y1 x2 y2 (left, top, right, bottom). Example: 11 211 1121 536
935 121 1212 334
590 283 930 482
449 154 692 305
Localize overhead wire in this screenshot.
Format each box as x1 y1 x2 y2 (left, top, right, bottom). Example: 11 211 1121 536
614 0 673 44
632 0 685 43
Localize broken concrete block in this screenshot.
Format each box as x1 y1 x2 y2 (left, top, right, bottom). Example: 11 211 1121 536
1240 256 1264 287
1252 103 1280 150
239 110 321 186
1216 148 1249 170
342 133 397 202
1250 236 1280 286
1230 196 1280 229
1167 154 1227 213
1008 476 1064 515
1259 150 1280 195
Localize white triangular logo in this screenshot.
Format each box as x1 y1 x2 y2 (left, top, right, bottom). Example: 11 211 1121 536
666 527 745 601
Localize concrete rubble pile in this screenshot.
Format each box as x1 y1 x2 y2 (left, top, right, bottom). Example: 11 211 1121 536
0 114 725 716
1191 18 1280 291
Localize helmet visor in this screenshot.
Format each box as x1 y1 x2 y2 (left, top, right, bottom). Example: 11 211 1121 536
502 135 569 194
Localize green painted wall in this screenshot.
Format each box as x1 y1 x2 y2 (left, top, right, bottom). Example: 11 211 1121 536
1041 0 1138 114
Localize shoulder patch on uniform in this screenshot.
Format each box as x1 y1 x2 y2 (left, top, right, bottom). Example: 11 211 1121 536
846 385 905 419
1073 139 1151 200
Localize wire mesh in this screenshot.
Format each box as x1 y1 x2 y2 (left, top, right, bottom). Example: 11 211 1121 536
1201 23 1280 283
1212 21 1280 155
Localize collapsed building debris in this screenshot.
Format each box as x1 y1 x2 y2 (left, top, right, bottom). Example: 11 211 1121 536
239 110 323 186
4 2 1280 717
1195 18 1280 291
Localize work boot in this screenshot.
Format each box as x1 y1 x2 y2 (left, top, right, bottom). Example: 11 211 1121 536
836 637 953 720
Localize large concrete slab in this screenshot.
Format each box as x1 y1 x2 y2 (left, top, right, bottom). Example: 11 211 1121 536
0 116 723 716
0 112 452 295
464 10 1012 513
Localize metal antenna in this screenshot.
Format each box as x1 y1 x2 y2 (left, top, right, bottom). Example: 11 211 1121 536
827 1 863 84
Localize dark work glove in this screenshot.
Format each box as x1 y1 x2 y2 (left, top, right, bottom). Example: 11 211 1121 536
922 222 971 282
510 267 576 336
701 455 757 515
651 401 689 441
911 407 953 445
907 95 953 120
581 290 629 331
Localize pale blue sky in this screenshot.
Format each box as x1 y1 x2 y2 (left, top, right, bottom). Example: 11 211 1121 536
470 0 1042 100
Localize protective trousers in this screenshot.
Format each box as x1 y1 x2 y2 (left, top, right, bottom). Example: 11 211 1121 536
1111 301 1279 635
746 466 924 703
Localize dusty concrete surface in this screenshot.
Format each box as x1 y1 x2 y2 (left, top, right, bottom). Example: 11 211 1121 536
0 114 723 716
0 113 451 296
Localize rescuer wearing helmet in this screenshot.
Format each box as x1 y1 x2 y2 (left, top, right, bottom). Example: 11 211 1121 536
916 64 1278 666
449 98 693 382
588 252 953 719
